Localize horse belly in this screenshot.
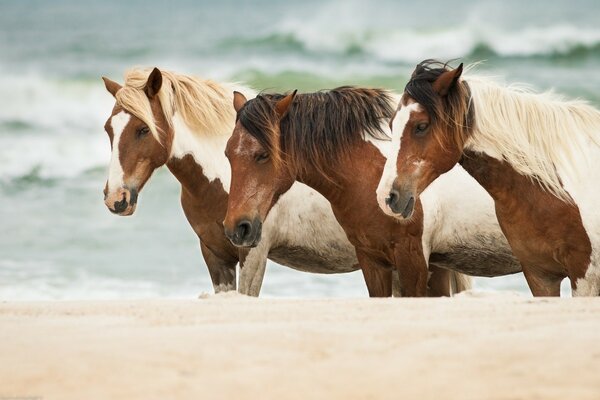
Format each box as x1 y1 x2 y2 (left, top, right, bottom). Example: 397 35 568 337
430 237 521 277
263 182 358 274
268 245 358 274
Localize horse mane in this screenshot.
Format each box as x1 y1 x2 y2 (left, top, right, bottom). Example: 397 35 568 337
115 68 236 143
466 74 600 201
237 87 395 177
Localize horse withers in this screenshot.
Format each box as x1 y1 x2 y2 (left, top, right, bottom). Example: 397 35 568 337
377 60 600 296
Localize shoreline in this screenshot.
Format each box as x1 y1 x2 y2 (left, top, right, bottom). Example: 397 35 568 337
1 294 599 399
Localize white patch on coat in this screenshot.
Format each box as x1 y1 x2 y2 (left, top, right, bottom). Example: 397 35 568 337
376 102 421 214
170 113 232 192
168 84 256 193
107 111 130 191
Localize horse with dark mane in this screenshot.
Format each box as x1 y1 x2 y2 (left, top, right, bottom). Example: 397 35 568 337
224 86 519 296
378 60 600 296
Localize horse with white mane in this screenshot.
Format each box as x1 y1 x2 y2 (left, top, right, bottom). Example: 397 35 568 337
378 60 600 296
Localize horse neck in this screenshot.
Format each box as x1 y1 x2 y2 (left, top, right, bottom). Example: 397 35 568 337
166 113 232 199
463 76 600 202
459 149 531 204
295 139 385 206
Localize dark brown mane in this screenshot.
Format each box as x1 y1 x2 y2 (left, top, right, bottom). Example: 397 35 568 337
237 86 395 177
406 60 474 146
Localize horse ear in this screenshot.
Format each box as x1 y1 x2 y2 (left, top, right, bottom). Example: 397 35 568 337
145 67 163 99
102 77 122 98
432 63 463 96
275 90 297 118
233 91 247 113
411 64 425 79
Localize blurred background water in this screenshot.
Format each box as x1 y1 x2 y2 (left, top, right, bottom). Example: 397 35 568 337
1 0 597 299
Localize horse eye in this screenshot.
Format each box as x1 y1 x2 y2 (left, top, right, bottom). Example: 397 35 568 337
136 127 150 138
414 123 429 136
255 152 270 164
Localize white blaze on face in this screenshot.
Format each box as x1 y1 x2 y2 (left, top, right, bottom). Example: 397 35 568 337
376 102 421 213
107 111 131 192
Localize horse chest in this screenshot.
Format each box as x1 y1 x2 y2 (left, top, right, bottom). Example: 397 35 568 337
176 175 238 262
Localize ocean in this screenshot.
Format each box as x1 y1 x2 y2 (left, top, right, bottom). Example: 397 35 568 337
1 0 597 299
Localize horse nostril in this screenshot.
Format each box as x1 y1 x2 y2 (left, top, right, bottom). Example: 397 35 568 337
385 190 399 207
112 193 129 214
236 220 252 240
401 196 415 219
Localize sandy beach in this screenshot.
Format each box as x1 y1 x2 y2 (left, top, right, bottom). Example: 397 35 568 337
1 292 599 399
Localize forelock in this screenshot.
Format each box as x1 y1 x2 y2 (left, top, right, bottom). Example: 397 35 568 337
404 60 451 124
115 85 162 142
404 60 474 146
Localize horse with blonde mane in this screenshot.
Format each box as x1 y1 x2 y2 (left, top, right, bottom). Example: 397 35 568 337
378 59 600 296
223 87 520 297
100 67 468 296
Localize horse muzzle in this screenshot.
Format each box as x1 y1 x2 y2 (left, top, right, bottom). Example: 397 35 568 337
385 186 415 219
224 217 263 248
104 187 138 216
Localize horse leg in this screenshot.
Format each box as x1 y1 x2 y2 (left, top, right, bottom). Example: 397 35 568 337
522 265 562 297
238 244 269 297
392 270 402 297
393 243 429 297
356 251 393 297
449 271 473 295
200 241 237 293
427 264 451 297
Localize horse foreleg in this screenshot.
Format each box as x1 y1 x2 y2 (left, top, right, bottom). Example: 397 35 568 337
522 265 562 297
356 251 393 297
238 245 269 297
391 270 402 297
393 242 429 297
427 264 451 297
200 241 237 293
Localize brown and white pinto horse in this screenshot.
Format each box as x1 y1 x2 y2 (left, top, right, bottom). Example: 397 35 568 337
377 60 600 296
224 87 519 297
101 67 374 296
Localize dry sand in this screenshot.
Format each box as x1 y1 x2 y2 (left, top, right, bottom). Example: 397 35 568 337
0 292 599 400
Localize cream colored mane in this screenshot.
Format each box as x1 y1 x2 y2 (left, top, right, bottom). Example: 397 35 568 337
465 75 600 201
115 68 236 142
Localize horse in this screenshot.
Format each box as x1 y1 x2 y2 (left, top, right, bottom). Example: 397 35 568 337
223 87 519 297
377 59 600 296
100 67 464 297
